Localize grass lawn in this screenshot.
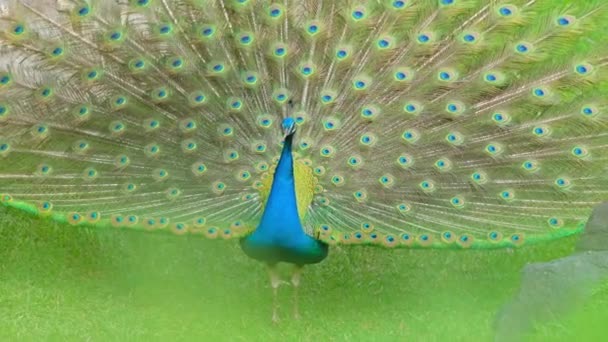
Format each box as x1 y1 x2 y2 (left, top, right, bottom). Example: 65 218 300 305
1 205 607 341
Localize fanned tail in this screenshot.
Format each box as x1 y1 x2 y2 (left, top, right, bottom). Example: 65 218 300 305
299 0 608 248
0 0 607 248
0 0 283 237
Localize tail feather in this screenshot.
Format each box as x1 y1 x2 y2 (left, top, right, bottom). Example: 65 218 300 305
0 0 607 248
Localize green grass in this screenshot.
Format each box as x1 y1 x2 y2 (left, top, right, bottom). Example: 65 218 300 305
1 205 607 341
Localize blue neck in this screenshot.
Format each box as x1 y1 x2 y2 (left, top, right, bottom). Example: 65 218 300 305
258 134 301 229
272 134 295 193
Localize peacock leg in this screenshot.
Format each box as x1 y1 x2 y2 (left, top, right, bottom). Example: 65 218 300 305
291 265 304 320
267 264 281 323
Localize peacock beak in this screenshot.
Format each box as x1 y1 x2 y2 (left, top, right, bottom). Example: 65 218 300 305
282 127 292 139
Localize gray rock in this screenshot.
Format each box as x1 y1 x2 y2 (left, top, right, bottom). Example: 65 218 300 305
577 202 608 252
494 202 608 341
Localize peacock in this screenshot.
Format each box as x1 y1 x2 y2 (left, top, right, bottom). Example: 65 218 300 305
0 0 607 323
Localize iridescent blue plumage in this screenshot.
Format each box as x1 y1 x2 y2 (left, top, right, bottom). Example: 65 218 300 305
240 118 328 265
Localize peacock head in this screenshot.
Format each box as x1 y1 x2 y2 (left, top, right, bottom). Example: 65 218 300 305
282 117 296 138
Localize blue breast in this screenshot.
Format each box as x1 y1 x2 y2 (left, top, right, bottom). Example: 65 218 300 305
240 134 328 265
